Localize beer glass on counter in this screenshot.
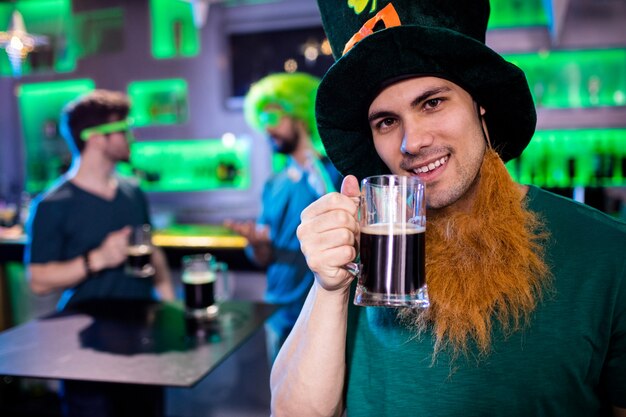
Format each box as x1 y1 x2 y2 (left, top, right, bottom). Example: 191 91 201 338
349 175 429 308
182 253 231 319
127 224 155 278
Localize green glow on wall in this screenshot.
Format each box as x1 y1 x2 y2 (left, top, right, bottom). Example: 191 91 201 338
505 49 626 109
149 0 200 59
128 79 189 127
507 128 626 188
73 7 124 59
488 0 548 29
17 79 96 194
272 154 288 174
120 139 251 192
0 0 77 76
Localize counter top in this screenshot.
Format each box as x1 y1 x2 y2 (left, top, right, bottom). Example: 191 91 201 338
152 224 247 249
0 224 249 261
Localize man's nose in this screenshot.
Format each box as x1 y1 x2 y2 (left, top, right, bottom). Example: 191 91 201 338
400 123 434 155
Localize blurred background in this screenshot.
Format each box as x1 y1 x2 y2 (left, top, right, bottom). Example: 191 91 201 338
0 0 625 415
1 0 626 226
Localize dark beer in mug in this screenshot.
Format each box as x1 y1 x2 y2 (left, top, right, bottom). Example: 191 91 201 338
359 223 425 297
127 244 154 277
183 270 216 311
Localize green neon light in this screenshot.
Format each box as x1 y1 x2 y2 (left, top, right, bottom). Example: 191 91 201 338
506 128 626 188
149 0 200 59
128 79 189 127
0 0 76 77
73 8 124 59
80 119 133 141
488 0 548 29
17 79 96 194
272 153 288 174
118 139 251 192
258 109 285 130
505 49 626 109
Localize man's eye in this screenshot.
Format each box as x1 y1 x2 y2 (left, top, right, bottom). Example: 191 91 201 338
378 118 395 129
424 98 442 109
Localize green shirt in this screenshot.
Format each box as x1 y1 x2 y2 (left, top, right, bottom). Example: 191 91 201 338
345 186 626 416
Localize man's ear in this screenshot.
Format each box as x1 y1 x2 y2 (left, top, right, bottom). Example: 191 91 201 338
84 133 105 151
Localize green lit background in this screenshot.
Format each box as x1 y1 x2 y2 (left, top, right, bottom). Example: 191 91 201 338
149 0 200 59
17 79 95 194
118 139 251 192
0 0 77 76
505 49 626 108
488 0 549 29
128 79 189 126
72 7 124 59
5 0 626 195
507 129 626 188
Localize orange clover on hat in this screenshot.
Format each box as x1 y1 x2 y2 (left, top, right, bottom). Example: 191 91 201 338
315 0 536 181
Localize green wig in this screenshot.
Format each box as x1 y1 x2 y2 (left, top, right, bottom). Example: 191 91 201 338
243 72 325 154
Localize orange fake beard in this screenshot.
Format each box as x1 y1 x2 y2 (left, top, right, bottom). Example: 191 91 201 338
399 148 551 357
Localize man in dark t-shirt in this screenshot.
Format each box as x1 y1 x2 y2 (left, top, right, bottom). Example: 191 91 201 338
24 89 174 417
28 178 159 309
25 89 174 308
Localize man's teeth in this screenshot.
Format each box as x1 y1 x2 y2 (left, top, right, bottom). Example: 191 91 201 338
414 156 448 174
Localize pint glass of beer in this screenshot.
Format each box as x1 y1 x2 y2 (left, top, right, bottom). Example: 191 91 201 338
352 175 428 308
182 253 231 319
127 224 155 278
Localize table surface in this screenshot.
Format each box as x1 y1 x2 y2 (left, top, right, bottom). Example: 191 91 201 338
0 299 277 387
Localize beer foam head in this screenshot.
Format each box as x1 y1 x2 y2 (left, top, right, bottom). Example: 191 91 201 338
182 270 216 284
128 244 153 256
361 223 425 235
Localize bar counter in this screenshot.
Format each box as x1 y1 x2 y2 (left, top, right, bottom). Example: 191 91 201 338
150 224 258 272
152 224 247 249
0 223 251 263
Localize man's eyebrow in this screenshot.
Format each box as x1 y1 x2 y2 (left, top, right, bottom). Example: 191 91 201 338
368 86 453 123
410 86 452 108
368 110 396 124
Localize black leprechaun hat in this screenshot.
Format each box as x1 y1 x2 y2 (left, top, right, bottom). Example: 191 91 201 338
315 0 536 180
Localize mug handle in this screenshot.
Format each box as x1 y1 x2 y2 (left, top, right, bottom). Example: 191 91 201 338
344 262 360 277
214 261 233 301
343 194 363 277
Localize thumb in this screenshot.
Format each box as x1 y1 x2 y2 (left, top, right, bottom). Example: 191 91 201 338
340 175 360 198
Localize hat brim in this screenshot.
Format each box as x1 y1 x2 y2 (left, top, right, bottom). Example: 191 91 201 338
316 25 536 181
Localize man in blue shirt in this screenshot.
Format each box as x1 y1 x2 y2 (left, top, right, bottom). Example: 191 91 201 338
225 73 342 364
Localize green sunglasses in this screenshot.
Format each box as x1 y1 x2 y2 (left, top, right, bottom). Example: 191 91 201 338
258 109 286 130
80 119 134 142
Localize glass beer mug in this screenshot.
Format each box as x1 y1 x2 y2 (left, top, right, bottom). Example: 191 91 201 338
182 253 232 318
349 175 429 308
127 224 155 278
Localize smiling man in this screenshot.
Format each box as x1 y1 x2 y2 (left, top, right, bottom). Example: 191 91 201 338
270 1 626 417
368 79 487 210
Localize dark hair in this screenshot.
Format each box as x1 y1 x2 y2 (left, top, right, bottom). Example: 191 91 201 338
60 89 130 154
